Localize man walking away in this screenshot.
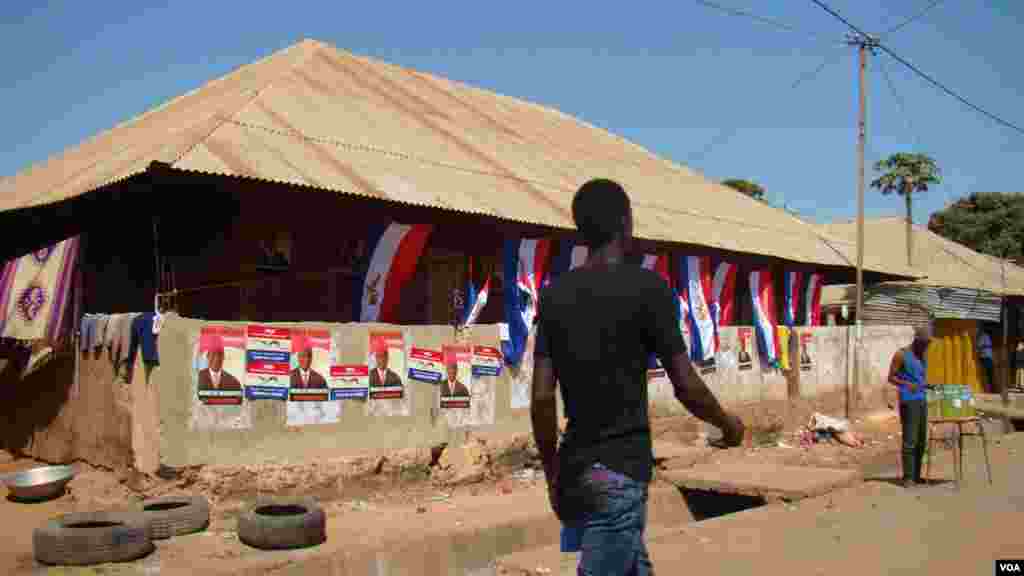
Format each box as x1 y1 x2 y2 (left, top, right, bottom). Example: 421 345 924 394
530 178 746 575
977 327 994 392
887 326 933 487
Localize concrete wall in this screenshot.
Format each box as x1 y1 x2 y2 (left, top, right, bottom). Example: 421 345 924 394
144 319 914 470
4 317 915 471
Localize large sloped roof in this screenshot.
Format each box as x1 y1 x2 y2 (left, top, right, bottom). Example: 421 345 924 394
822 216 1024 295
1 39 916 276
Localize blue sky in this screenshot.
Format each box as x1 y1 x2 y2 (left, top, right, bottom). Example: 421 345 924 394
2 1 1021 224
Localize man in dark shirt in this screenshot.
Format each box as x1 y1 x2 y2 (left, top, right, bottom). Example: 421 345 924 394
531 178 745 575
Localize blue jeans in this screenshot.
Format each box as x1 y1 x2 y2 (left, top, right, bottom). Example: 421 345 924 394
560 463 653 576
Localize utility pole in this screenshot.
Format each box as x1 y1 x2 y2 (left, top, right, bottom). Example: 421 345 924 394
848 33 879 416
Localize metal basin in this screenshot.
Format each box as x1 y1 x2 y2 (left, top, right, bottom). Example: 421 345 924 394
4 465 74 501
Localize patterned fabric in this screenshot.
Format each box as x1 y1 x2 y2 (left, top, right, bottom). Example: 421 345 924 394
0 237 80 341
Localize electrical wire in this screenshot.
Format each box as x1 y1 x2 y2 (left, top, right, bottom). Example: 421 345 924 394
882 0 947 37
810 0 1024 136
877 56 919 151
694 0 833 43
687 48 843 164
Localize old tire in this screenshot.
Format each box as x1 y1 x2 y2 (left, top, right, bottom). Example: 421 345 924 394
138 495 210 539
237 497 326 550
33 511 154 566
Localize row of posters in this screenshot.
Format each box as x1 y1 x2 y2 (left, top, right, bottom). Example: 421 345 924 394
645 327 815 381
191 325 502 429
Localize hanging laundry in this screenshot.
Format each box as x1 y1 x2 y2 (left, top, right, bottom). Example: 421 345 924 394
128 312 159 368
354 223 433 323
97 314 112 349
0 237 80 342
80 315 97 351
116 313 140 367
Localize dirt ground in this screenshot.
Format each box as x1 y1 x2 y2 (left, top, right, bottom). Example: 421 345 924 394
0 407 911 574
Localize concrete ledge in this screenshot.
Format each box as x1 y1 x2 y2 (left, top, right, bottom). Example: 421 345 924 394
661 464 863 501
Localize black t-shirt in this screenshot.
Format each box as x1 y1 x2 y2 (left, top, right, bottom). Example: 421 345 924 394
535 263 686 484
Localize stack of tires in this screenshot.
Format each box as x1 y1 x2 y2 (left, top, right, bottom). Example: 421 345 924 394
33 494 327 566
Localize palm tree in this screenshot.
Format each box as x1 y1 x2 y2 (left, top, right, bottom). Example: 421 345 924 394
870 153 941 267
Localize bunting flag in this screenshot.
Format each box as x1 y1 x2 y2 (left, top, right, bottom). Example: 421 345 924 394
710 261 737 352
783 270 803 327
750 269 780 367
0 237 80 342
680 256 715 363
677 289 692 351
355 223 433 323
502 238 551 366
462 257 491 327
804 272 824 326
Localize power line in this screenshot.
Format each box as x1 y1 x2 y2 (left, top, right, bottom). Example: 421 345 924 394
810 0 1024 136
694 0 831 42
882 0 947 37
877 56 919 151
687 48 843 164
877 47 1024 136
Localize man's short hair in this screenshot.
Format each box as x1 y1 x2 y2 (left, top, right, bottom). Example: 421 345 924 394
571 179 631 249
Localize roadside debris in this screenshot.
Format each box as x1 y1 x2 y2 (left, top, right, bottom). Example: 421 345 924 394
800 413 864 448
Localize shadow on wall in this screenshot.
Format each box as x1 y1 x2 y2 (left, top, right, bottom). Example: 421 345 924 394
0 349 74 459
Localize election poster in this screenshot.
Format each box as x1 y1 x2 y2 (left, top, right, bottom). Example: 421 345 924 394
408 347 444 384
737 327 754 371
799 330 814 372
286 329 339 426
366 331 410 417
440 345 471 409
446 345 498 428
245 325 291 400
190 326 251 430
330 365 369 400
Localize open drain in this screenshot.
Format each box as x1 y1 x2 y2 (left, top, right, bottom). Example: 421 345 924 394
679 488 766 521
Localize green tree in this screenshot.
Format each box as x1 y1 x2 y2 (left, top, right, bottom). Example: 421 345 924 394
870 153 941 267
722 179 766 201
928 192 1024 262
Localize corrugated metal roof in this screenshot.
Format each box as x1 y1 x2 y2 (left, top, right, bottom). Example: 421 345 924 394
823 217 1024 295
1 39 918 276
822 282 1001 323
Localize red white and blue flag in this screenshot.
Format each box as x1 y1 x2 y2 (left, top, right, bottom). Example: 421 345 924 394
804 272 824 326
461 257 490 327
502 238 551 366
750 269 780 366
710 260 737 351
680 256 716 362
356 223 433 323
783 270 803 327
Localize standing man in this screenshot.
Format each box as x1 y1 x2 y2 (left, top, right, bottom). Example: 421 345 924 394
977 327 994 392
887 325 933 487
530 178 746 575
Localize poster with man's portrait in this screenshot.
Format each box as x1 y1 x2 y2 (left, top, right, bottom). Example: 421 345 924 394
440 345 471 409
366 331 410 417
799 330 814 372
191 326 251 430
445 345 498 428
737 327 754 371
286 329 339 426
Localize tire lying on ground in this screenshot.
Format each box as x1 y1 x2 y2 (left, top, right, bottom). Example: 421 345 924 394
33 511 154 566
137 494 211 539
237 497 326 550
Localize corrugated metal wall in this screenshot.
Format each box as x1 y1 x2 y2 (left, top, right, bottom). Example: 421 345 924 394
862 285 933 328
926 286 1001 322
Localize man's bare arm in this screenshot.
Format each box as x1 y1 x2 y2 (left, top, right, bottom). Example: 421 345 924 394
530 357 560 480
887 351 913 390
663 353 743 445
